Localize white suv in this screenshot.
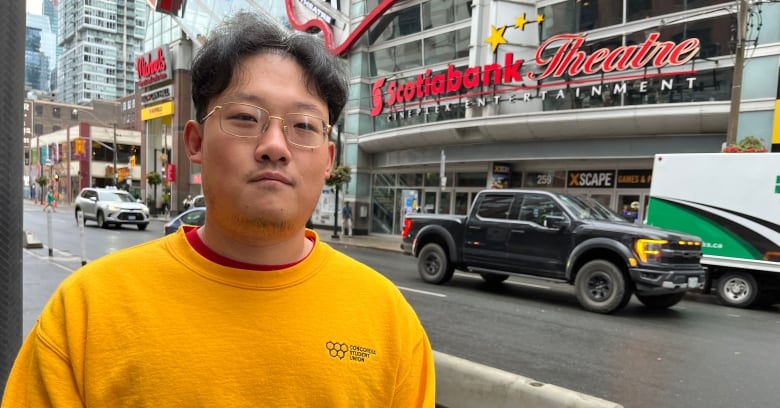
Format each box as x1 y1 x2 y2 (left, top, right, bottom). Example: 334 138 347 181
74 187 150 230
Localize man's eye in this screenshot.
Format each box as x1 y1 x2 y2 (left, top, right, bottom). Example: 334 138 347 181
231 113 258 122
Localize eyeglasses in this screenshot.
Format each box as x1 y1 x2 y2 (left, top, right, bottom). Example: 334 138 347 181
201 102 331 149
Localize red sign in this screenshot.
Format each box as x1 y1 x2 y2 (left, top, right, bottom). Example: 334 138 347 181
165 163 176 182
136 47 172 88
370 32 700 116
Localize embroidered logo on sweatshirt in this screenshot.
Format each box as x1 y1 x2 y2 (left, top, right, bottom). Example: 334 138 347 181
325 341 376 363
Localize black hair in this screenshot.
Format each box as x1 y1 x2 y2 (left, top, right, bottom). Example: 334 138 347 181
191 11 349 125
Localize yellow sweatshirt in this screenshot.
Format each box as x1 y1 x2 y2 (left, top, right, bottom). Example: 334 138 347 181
2 229 435 407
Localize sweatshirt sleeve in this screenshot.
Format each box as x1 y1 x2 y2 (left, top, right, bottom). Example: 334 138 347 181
392 315 437 407
1 321 85 408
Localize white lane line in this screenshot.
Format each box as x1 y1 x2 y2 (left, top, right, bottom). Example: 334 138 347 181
455 272 552 290
397 286 447 297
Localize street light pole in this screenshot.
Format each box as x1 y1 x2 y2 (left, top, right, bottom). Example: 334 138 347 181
726 0 749 146
113 123 118 186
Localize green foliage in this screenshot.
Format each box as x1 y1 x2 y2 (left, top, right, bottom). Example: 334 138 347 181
146 171 163 186
35 176 48 188
722 136 768 153
325 165 352 189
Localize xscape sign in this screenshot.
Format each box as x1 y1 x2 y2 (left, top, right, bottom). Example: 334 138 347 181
370 31 700 116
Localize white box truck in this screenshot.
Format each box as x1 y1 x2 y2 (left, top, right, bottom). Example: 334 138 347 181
646 153 780 308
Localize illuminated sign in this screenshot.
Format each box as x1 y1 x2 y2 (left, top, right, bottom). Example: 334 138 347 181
136 47 172 88
371 32 700 116
297 0 334 25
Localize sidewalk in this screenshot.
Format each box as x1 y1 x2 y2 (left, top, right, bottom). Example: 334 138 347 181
313 228 402 253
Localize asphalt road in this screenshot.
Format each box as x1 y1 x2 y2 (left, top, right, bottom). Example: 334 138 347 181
333 244 780 408
21 202 780 408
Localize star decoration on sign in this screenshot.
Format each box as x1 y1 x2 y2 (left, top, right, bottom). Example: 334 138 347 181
485 25 507 53
487 13 545 54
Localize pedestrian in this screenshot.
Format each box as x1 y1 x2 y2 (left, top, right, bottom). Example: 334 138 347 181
2 11 434 408
182 194 192 211
341 202 353 237
42 187 55 212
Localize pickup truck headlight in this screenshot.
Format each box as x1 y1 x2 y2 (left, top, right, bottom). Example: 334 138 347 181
634 238 668 263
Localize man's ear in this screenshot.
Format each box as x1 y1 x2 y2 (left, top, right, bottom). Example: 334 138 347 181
325 141 335 178
183 120 204 164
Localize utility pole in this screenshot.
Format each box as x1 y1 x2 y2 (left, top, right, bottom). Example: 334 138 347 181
726 0 749 146
113 123 118 186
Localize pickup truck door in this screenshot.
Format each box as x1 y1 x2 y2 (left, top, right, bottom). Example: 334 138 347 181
508 193 569 278
463 193 517 270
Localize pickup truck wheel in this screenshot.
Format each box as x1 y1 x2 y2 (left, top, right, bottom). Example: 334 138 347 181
715 272 759 308
418 243 454 284
574 260 631 314
480 272 509 285
636 292 686 309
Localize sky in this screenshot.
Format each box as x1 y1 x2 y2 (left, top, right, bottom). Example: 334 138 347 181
27 0 42 15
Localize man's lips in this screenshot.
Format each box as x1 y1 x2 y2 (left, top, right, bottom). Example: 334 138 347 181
250 172 292 185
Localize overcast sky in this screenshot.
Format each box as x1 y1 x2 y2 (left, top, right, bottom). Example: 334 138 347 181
27 0 42 15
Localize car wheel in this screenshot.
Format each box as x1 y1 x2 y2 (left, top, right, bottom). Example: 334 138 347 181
417 243 454 284
574 260 631 314
636 292 686 309
137 223 148 231
97 212 107 228
480 272 509 285
715 272 760 308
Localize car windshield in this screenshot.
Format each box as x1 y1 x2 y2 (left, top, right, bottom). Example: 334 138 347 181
556 194 627 222
98 191 135 202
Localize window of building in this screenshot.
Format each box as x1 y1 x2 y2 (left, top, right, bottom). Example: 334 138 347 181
422 0 471 29
456 172 487 187
540 0 623 39
52 107 60 118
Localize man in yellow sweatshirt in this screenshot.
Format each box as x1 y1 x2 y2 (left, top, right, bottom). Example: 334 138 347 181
2 11 435 407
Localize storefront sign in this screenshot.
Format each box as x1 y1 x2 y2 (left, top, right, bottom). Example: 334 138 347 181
370 31 700 116
490 163 511 189
141 101 175 121
616 169 652 188
297 0 335 25
525 171 565 188
141 85 174 106
567 170 615 188
136 47 172 88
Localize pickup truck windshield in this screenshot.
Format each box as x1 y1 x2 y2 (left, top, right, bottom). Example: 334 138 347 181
557 194 627 222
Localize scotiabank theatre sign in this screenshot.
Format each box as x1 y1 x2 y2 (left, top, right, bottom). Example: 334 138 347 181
370 31 700 118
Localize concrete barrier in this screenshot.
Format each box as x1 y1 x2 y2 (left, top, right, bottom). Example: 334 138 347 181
23 230 43 249
435 351 623 408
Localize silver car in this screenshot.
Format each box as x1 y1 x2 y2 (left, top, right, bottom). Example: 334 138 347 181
74 187 150 230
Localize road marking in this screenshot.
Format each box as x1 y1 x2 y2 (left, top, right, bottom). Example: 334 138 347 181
455 272 552 289
397 286 447 297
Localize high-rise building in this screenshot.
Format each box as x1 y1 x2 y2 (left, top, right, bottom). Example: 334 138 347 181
56 0 147 104
25 13 57 92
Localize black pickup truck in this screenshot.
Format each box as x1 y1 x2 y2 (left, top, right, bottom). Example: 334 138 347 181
401 189 706 314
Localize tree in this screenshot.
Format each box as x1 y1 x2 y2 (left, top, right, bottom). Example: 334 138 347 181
146 171 162 209
325 165 351 190
35 175 48 191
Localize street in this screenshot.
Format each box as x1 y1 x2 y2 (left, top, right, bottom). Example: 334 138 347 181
21 201 780 408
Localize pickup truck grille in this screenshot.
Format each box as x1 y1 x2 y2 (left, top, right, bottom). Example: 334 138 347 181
662 244 702 265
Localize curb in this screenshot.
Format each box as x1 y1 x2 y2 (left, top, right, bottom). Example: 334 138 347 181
434 351 623 408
